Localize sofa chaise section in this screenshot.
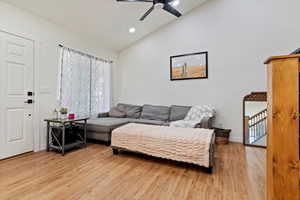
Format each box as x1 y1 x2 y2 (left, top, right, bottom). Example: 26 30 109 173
86 117 129 144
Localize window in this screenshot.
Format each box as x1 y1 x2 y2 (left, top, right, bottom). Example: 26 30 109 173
58 46 111 117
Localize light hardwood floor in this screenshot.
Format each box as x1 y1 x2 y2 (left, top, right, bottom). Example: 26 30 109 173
0 143 265 200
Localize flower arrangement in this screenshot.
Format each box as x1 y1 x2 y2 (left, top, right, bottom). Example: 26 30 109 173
60 107 68 115
53 107 68 119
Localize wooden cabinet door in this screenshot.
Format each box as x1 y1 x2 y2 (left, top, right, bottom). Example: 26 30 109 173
267 58 299 200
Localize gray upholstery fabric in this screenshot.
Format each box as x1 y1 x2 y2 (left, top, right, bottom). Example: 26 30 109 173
87 118 129 132
127 118 165 126
117 103 142 119
109 107 126 118
141 104 170 121
169 105 191 121
196 117 213 129
162 122 170 126
87 132 111 142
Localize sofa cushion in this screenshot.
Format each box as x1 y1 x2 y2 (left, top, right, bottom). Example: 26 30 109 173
109 107 126 118
169 105 191 121
127 118 165 126
117 103 142 119
87 118 129 133
140 104 170 121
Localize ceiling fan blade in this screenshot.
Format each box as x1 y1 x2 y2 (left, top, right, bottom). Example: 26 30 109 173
163 4 182 18
140 5 155 21
116 0 153 2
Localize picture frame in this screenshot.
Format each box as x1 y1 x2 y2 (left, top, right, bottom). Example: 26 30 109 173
170 51 208 81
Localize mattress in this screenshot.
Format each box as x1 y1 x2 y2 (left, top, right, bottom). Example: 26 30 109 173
111 123 214 168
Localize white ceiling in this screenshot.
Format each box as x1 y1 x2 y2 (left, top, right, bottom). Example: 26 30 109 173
1 0 207 51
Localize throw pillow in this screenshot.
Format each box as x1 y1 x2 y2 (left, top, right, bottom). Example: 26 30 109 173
117 103 142 119
109 107 126 118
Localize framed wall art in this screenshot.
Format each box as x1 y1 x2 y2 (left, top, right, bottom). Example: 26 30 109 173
170 52 208 81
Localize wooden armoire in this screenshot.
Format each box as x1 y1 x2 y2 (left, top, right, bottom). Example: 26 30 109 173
265 54 300 200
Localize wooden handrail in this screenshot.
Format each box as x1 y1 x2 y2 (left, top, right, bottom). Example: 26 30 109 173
250 108 267 121
247 108 267 144
250 117 267 128
249 109 267 128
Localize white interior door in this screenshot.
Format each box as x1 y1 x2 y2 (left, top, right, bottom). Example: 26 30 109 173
0 32 34 159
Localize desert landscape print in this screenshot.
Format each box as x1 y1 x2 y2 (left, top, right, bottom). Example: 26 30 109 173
171 52 208 80
172 65 207 79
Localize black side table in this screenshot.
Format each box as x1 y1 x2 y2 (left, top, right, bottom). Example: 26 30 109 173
44 117 89 155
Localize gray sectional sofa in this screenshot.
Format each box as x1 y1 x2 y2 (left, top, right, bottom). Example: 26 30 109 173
86 103 213 145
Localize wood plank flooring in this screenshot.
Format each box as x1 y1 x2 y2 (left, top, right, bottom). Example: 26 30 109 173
0 143 265 200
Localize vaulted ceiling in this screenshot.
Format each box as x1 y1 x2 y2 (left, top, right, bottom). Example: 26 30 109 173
1 0 207 51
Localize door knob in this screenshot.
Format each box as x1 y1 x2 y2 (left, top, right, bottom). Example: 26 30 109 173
24 99 34 104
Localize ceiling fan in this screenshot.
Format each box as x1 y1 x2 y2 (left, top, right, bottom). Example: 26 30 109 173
116 0 182 21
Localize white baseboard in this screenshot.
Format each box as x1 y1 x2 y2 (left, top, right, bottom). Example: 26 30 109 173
229 136 243 143
38 144 46 152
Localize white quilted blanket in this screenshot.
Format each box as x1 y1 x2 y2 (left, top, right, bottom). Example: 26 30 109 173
170 105 215 128
111 123 214 167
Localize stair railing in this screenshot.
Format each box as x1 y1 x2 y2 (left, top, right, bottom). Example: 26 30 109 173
248 108 267 144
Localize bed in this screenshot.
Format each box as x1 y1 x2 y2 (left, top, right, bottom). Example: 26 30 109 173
111 123 215 173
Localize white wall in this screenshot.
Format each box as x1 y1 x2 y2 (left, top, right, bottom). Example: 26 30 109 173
0 1 117 151
117 0 300 142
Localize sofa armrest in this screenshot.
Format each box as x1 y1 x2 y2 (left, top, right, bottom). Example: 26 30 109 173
196 117 214 129
98 112 109 118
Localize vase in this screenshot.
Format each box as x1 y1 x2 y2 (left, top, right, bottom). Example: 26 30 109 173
61 113 68 119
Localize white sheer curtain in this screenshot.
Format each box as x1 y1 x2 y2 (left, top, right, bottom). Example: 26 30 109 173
91 58 111 116
58 46 111 117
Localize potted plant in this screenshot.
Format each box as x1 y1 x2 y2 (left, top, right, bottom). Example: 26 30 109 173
59 107 68 119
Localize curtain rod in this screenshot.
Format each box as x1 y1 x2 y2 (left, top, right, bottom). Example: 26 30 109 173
59 44 113 64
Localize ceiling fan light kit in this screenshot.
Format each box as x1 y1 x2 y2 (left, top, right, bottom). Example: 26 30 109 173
154 3 164 9
129 27 136 33
116 0 182 21
171 0 180 7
